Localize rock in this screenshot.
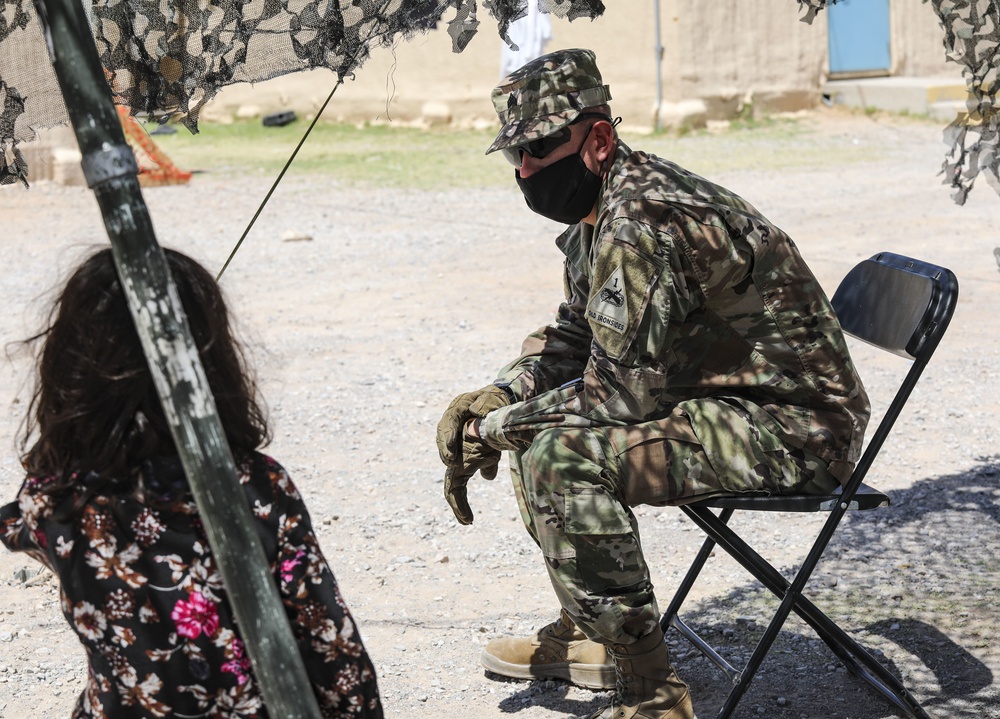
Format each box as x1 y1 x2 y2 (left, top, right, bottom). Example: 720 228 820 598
420 102 452 127
235 104 262 119
281 230 313 242
654 99 708 131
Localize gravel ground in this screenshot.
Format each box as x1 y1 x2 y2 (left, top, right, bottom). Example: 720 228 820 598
0 109 997 719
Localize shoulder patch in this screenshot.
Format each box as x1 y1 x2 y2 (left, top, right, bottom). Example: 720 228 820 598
587 266 628 335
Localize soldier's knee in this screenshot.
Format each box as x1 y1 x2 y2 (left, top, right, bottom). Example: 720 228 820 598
521 428 607 495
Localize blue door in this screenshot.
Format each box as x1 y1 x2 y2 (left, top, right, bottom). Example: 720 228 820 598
828 0 891 75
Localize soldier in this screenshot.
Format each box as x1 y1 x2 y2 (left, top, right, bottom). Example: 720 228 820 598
436 48 870 719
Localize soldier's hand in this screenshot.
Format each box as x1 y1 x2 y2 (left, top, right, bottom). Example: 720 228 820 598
436 384 512 467
444 425 502 525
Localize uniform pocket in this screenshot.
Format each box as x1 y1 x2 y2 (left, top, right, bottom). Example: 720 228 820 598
679 397 782 492
564 486 632 535
564 487 648 594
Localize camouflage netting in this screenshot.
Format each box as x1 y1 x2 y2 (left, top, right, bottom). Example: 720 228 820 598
795 0 840 24
0 0 604 185
799 0 1000 204
2 0 997 204
932 0 1000 204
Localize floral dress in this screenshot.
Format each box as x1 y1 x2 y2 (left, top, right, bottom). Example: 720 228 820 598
0 453 383 719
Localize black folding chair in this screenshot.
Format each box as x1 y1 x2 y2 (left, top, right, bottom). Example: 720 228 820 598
660 252 959 719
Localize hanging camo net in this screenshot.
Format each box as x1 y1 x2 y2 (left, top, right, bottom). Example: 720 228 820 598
931 0 1000 204
0 0 605 185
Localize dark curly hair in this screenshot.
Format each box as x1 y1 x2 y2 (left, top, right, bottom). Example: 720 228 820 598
19 247 270 510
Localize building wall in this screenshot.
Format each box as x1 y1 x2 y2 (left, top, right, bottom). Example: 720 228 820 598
665 0 955 121
891 3 952 76
204 1 957 132
667 0 829 119
203 0 666 132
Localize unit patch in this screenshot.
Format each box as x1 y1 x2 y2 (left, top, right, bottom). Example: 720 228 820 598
587 266 628 335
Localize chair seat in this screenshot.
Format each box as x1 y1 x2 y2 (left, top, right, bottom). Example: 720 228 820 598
687 483 889 512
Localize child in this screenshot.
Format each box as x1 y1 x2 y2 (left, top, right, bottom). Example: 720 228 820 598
0 247 383 718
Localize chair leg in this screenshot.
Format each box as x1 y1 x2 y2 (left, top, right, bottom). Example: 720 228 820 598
661 508 735 632
681 506 932 719
661 509 744 684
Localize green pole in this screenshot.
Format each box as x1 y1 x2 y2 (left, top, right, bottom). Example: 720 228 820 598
30 0 323 716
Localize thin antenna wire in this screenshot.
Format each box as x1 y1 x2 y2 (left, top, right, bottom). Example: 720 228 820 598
216 80 341 280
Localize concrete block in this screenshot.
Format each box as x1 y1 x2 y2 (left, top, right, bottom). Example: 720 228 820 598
52 147 85 186
235 104 263 120
654 99 708 131
420 101 452 127
822 76 967 116
14 126 81 184
200 103 236 124
929 100 968 123
19 141 54 183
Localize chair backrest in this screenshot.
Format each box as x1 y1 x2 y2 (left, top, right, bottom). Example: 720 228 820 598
831 252 959 496
831 252 958 361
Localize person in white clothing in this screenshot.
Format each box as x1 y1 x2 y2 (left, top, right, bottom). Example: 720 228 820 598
500 0 552 78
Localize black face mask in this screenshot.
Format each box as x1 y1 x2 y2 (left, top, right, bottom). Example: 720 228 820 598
515 150 603 225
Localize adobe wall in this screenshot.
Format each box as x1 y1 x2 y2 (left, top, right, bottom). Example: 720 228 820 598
892 3 953 76
201 0 958 133
667 0 955 121
201 0 667 132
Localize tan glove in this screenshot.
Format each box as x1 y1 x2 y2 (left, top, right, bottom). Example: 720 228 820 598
436 384 512 467
443 421 503 525
437 384 513 524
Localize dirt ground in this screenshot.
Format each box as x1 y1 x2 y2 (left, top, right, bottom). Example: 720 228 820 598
0 108 997 719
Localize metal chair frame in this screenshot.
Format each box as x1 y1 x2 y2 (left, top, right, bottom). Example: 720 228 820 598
660 252 959 719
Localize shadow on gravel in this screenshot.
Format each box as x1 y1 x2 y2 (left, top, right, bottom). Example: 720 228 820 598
864 619 993 705
492 675 607 716
665 455 1000 719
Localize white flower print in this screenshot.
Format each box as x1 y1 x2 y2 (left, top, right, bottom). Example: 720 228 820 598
130 508 166 547
55 535 74 558
73 601 108 640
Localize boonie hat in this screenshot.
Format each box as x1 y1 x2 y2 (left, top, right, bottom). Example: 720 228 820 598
485 48 612 156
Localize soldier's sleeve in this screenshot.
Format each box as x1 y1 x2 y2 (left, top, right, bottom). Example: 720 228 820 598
480 211 719 450
493 256 593 402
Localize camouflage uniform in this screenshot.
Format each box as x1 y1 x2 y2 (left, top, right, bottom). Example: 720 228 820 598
477 50 871 646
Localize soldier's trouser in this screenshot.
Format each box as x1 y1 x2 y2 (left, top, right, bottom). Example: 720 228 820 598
509 399 840 646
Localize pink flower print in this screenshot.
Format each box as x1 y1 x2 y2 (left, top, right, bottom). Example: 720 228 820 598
171 591 220 640
32 529 47 549
222 638 253 686
280 550 305 584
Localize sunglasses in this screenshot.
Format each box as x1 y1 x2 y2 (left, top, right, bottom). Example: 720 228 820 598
500 112 613 168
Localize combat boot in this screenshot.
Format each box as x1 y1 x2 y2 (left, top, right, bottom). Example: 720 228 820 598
589 625 693 719
480 609 616 689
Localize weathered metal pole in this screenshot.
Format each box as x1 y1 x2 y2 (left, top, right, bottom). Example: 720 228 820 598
653 0 663 132
30 0 323 716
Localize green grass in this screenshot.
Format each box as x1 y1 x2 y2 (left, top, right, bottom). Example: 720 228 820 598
143 114 884 190
143 120 512 189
